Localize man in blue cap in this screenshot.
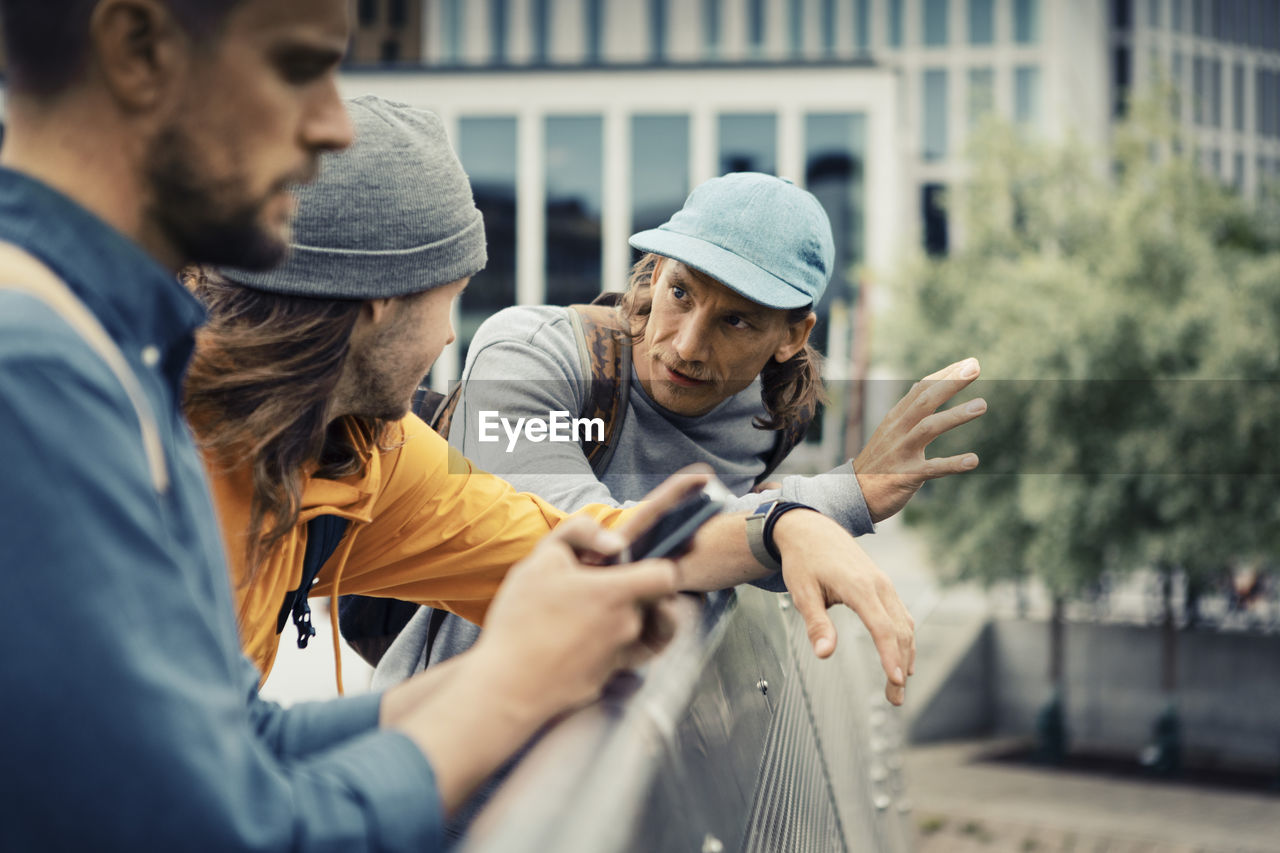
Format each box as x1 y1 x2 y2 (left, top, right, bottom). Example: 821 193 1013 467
378 172 985 701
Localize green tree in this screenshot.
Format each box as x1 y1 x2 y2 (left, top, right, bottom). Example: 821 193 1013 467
880 99 1280 753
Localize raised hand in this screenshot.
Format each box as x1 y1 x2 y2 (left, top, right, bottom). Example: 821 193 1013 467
855 357 985 523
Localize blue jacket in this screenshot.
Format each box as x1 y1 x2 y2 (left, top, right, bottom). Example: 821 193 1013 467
0 168 441 852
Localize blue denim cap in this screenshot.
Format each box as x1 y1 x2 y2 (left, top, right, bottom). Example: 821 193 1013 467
628 172 834 310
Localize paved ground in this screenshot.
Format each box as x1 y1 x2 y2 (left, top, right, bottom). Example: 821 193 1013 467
906 739 1280 853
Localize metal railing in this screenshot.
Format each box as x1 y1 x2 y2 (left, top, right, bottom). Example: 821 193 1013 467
461 587 913 852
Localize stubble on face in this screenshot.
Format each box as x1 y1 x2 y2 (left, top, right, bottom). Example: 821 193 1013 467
145 122 315 271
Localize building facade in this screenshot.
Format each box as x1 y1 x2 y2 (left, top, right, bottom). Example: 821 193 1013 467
338 63 899 461
334 0 1279 459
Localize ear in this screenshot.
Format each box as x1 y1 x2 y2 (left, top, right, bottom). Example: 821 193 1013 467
772 312 816 363
362 297 394 327
90 0 188 112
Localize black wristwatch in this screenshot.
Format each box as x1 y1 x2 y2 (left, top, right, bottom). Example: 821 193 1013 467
745 500 815 572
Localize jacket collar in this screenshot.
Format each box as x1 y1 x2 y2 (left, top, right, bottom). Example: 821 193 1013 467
0 167 207 386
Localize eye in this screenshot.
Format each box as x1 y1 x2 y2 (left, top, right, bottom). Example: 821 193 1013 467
670 285 687 301
274 48 342 85
725 315 751 330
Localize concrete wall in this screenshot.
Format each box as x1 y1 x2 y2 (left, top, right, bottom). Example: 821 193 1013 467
910 618 1280 771
908 619 994 744
990 620 1280 770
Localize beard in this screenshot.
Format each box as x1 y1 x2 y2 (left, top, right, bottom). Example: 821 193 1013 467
145 124 298 271
344 329 418 422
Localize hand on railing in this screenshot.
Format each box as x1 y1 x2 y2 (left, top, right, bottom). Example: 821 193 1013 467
772 509 916 706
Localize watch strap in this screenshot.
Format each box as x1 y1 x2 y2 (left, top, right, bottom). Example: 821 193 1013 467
746 500 783 572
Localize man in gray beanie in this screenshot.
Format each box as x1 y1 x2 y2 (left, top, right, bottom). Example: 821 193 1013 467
184 95 916 704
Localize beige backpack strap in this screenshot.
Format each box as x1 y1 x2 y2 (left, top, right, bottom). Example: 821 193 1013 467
0 242 170 494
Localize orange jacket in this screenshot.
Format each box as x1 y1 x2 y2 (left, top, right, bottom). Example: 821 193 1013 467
205 414 630 685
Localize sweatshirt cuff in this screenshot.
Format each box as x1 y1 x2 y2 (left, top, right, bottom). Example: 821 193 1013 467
321 729 444 852
274 691 386 757
779 460 875 537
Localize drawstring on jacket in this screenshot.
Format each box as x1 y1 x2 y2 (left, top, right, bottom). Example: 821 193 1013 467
325 531 361 695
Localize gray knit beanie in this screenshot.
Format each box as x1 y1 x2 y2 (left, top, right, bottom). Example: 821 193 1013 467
224 95 486 298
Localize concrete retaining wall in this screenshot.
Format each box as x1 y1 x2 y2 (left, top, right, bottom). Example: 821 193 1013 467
914 619 1280 771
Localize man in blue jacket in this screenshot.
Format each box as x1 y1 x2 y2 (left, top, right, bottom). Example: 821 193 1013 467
0 2 690 850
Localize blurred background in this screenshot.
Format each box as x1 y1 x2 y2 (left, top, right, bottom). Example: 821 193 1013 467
7 1 1279 849
324 2 1280 849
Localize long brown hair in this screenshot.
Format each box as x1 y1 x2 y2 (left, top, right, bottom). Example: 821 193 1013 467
182 266 392 572
618 253 827 432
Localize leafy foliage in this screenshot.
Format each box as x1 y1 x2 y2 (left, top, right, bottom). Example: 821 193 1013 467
880 101 1280 598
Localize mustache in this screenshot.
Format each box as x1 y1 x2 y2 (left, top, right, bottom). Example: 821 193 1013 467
651 349 715 383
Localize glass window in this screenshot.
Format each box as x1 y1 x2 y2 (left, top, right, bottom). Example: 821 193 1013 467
1114 46 1131 117
969 0 995 44
887 0 904 46
1234 152 1245 190
1234 62 1245 131
380 39 400 63
1015 65 1042 127
1171 0 1183 30
1210 57 1222 128
358 0 378 27
490 0 508 63
651 0 667 60
748 0 766 53
1192 0 1205 34
823 0 838 54
456 117 518 360
1113 0 1133 29
1172 51 1185 118
805 113 867 340
924 0 949 45
442 0 463 64
1147 0 1161 27
718 113 778 175
923 69 949 159
855 0 870 53
545 116 604 305
1194 56 1206 125
585 0 604 63
921 183 948 256
631 115 690 264
1262 70 1277 138
532 0 550 64
389 0 407 27
790 0 805 56
1014 0 1040 43
703 0 721 57
968 67 996 125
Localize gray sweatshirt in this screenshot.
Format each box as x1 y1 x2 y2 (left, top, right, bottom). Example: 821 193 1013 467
374 305 873 686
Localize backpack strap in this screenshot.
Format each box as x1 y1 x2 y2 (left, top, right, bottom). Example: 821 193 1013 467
568 292 631 476
412 382 462 437
276 514 349 649
0 242 169 494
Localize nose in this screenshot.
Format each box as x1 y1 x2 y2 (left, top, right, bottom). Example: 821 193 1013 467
671 311 712 365
302 79 356 154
